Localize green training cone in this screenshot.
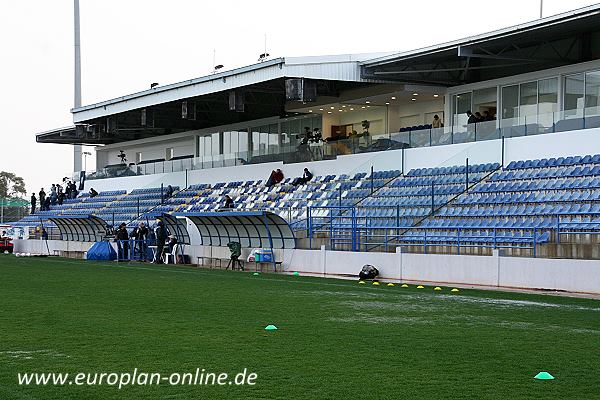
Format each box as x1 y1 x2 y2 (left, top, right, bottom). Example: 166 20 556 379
401 284 409 288
359 281 366 284
264 324 278 331
372 281 380 286
387 283 395 287
434 286 442 291
534 372 555 380
252 272 260 276
417 285 425 289
451 288 460 293
292 272 300 276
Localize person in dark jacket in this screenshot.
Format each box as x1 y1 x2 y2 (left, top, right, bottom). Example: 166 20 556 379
43 197 51 212
39 188 46 210
89 188 98 198
293 168 313 186
153 221 168 264
222 195 234 210
30 194 37 214
115 223 129 260
137 222 149 261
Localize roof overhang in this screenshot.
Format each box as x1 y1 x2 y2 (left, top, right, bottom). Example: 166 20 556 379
361 4 600 86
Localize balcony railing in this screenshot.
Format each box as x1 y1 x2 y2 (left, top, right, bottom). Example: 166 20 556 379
79 106 600 181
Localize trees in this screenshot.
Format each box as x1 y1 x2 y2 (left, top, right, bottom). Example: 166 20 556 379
0 171 26 199
0 171 27 223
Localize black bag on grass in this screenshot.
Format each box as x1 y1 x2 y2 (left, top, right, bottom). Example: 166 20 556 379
358 264 379 280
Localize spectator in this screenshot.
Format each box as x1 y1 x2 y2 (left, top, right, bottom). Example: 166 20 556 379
153 221 167 264
266 168 284 187
223 195 234 210
137 222 149 261
482 110 494 121
293 168 313 186
43 197 51 212
89 188 98 198
115 223 129 260
57 191 65 206
466 110 477 125
432 115 444 128
475 111 483 122
70 182 78 199
50 184 57 205
41 228 48 240
39 188 46 210
167 234 178 254
166 185 174 198
30 193 37 214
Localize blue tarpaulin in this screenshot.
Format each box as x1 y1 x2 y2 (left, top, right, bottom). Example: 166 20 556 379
86 241 117 261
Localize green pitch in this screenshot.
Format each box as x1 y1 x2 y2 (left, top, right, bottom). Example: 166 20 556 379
1 256 599 400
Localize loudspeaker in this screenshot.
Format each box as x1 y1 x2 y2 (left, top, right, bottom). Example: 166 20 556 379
285 78 317 102
229 91 245 112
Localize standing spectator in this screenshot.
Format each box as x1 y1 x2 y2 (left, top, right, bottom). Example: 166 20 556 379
137 222 149 261
89 188 98 198
115 223 129 260
50 184 57 205
432 115 444 128
70 182 78 199
30 193 37 214
43 197 51 212
41 228 48 240
57 191 65 206
165 185 174 198
153 221 167 264
39 188 46 210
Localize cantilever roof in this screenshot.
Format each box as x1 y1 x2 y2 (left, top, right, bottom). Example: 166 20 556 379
71 55 388 123
362 4 600 67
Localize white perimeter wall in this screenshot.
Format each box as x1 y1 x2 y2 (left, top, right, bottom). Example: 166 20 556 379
14 239 600 295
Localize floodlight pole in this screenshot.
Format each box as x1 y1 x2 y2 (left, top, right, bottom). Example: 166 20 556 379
73 0 83 173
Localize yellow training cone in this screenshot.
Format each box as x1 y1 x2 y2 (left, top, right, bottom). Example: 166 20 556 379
401 284 409 288
359 281 366 284
372 281 380 286
451 288 460 292
417 285 425 289
434 287 442 291
387 283 395 287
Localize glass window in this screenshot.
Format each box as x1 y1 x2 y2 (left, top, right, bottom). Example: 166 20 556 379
538 78 558 129
453 92 472 127
585 71 600 110
501 85 519 120
211 132 220 155
519 81 538 122
564 73 584 113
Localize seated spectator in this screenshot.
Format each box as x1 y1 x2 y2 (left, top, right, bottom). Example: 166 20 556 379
166 184 174 198
265 169 284 187
89 188 98 198
475 111 483 122
292 168 313 186
222 195 234 210
167 235 178 254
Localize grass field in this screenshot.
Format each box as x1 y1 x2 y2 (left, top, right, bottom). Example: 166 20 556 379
0 255 599 399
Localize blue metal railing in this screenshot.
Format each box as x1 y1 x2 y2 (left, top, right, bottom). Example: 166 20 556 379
306 206 600 256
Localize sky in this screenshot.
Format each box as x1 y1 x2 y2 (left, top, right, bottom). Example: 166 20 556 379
1 0 598 195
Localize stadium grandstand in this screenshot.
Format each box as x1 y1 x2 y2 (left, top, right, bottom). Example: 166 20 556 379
12 4 600 294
